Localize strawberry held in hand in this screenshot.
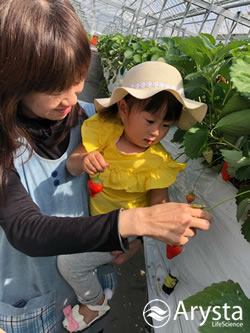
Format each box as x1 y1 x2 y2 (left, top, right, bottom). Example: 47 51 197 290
186 192 195 203
166 244 183 259
88 175 104 197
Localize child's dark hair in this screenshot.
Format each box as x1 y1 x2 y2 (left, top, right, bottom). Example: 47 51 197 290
99 91 183 123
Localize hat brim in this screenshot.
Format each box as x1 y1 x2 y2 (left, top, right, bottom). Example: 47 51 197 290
94 87 207 130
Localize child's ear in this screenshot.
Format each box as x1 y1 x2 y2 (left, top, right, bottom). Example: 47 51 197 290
117 99 128 119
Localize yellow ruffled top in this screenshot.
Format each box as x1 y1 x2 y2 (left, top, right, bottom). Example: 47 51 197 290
81 113 186 216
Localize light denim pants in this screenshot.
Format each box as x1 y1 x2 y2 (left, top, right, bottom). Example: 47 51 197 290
57 252 115 306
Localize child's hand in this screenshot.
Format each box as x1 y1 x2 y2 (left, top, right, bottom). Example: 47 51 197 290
109 239 141 265
82 151 109 175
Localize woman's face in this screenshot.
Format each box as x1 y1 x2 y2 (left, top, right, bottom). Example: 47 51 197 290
22 81 84 120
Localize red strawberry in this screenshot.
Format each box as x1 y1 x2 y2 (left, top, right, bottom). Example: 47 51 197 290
222 162 230 181
186 192 195 203
88 176 104 197
166 244 183 259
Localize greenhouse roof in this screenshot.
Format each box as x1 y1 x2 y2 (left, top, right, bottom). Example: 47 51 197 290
71 0 250 42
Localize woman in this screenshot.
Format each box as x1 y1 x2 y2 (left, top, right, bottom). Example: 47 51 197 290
0 0 212 332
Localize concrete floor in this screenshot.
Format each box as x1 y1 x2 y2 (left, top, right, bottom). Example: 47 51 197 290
78 52 151 333
104 247 150 333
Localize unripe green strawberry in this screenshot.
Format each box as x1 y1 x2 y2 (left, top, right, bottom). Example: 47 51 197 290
88 175 104 197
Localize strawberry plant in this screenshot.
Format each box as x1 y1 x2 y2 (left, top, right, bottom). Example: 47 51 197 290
166 35 250 242
97 33 167 88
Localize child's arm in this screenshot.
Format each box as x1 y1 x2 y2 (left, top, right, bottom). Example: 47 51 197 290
150 188 169 206
66 144 109 176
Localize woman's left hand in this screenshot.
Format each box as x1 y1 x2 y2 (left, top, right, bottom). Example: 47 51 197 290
109 239 142 265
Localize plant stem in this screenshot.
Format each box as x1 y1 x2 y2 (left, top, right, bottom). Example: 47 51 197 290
222 81 232 106
205 190 250 212
174 152 186 160
210 128 241 151
209 78 215 125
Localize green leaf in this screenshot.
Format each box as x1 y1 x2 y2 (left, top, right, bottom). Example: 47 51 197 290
124 49 133 59
173 36 212 65
183 280 250 333
215 38 250 61
236 186 250 206
133 54 141 63
171 128 186 143
230 56 250 97
184 77 208 99
237 198 250 221
160 37 175 48
185 61 222 80
221 150 248 177
151 53 159 61
241 137 250 158
220 95 250 119
200 34 216 50
132 43 140 51
221 150 243 164
157 57 166 63
184 124 208 159
241 217 250 243
200 33 216 46
236 165 250 181
221 150 250 172
215 109 250 136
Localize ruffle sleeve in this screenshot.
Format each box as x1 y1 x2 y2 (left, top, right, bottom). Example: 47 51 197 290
100 143 186 192
81 113 122 152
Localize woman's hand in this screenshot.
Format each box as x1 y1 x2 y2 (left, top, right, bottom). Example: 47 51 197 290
82 151 109 175
109 239 142 265
119 202 212 246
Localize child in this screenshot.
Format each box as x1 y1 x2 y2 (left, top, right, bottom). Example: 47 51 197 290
57 61 207 332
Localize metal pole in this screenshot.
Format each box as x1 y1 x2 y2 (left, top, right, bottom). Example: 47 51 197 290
170 23 176 37
225 11 242 43
211 14 224 38
128 0 144 45
177 1 192 36
152 0 167 40
198 0 214 34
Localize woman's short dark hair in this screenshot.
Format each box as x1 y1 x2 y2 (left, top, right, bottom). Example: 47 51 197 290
0 0 91 198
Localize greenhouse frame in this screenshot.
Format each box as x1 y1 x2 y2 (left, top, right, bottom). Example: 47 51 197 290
71 0 250 42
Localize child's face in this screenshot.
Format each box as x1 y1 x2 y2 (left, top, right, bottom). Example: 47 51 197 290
21 80 84 120
120 101 173 149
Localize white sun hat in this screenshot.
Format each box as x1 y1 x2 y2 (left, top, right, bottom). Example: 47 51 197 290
94 61 207 130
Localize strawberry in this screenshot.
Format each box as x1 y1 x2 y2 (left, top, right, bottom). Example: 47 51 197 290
186 192 195 203
88 175 104 197
166 244 183 259
222 162 230 181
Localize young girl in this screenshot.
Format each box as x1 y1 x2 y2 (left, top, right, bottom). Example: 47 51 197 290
58 61 208 332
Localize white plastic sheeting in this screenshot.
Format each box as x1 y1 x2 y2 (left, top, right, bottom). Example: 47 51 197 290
144 127 250 332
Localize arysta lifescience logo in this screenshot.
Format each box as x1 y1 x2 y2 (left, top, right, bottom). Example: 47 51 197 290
143 299 243 329
143 299 171 328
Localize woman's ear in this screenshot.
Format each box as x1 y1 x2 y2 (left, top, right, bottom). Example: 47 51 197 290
117 99 128 120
